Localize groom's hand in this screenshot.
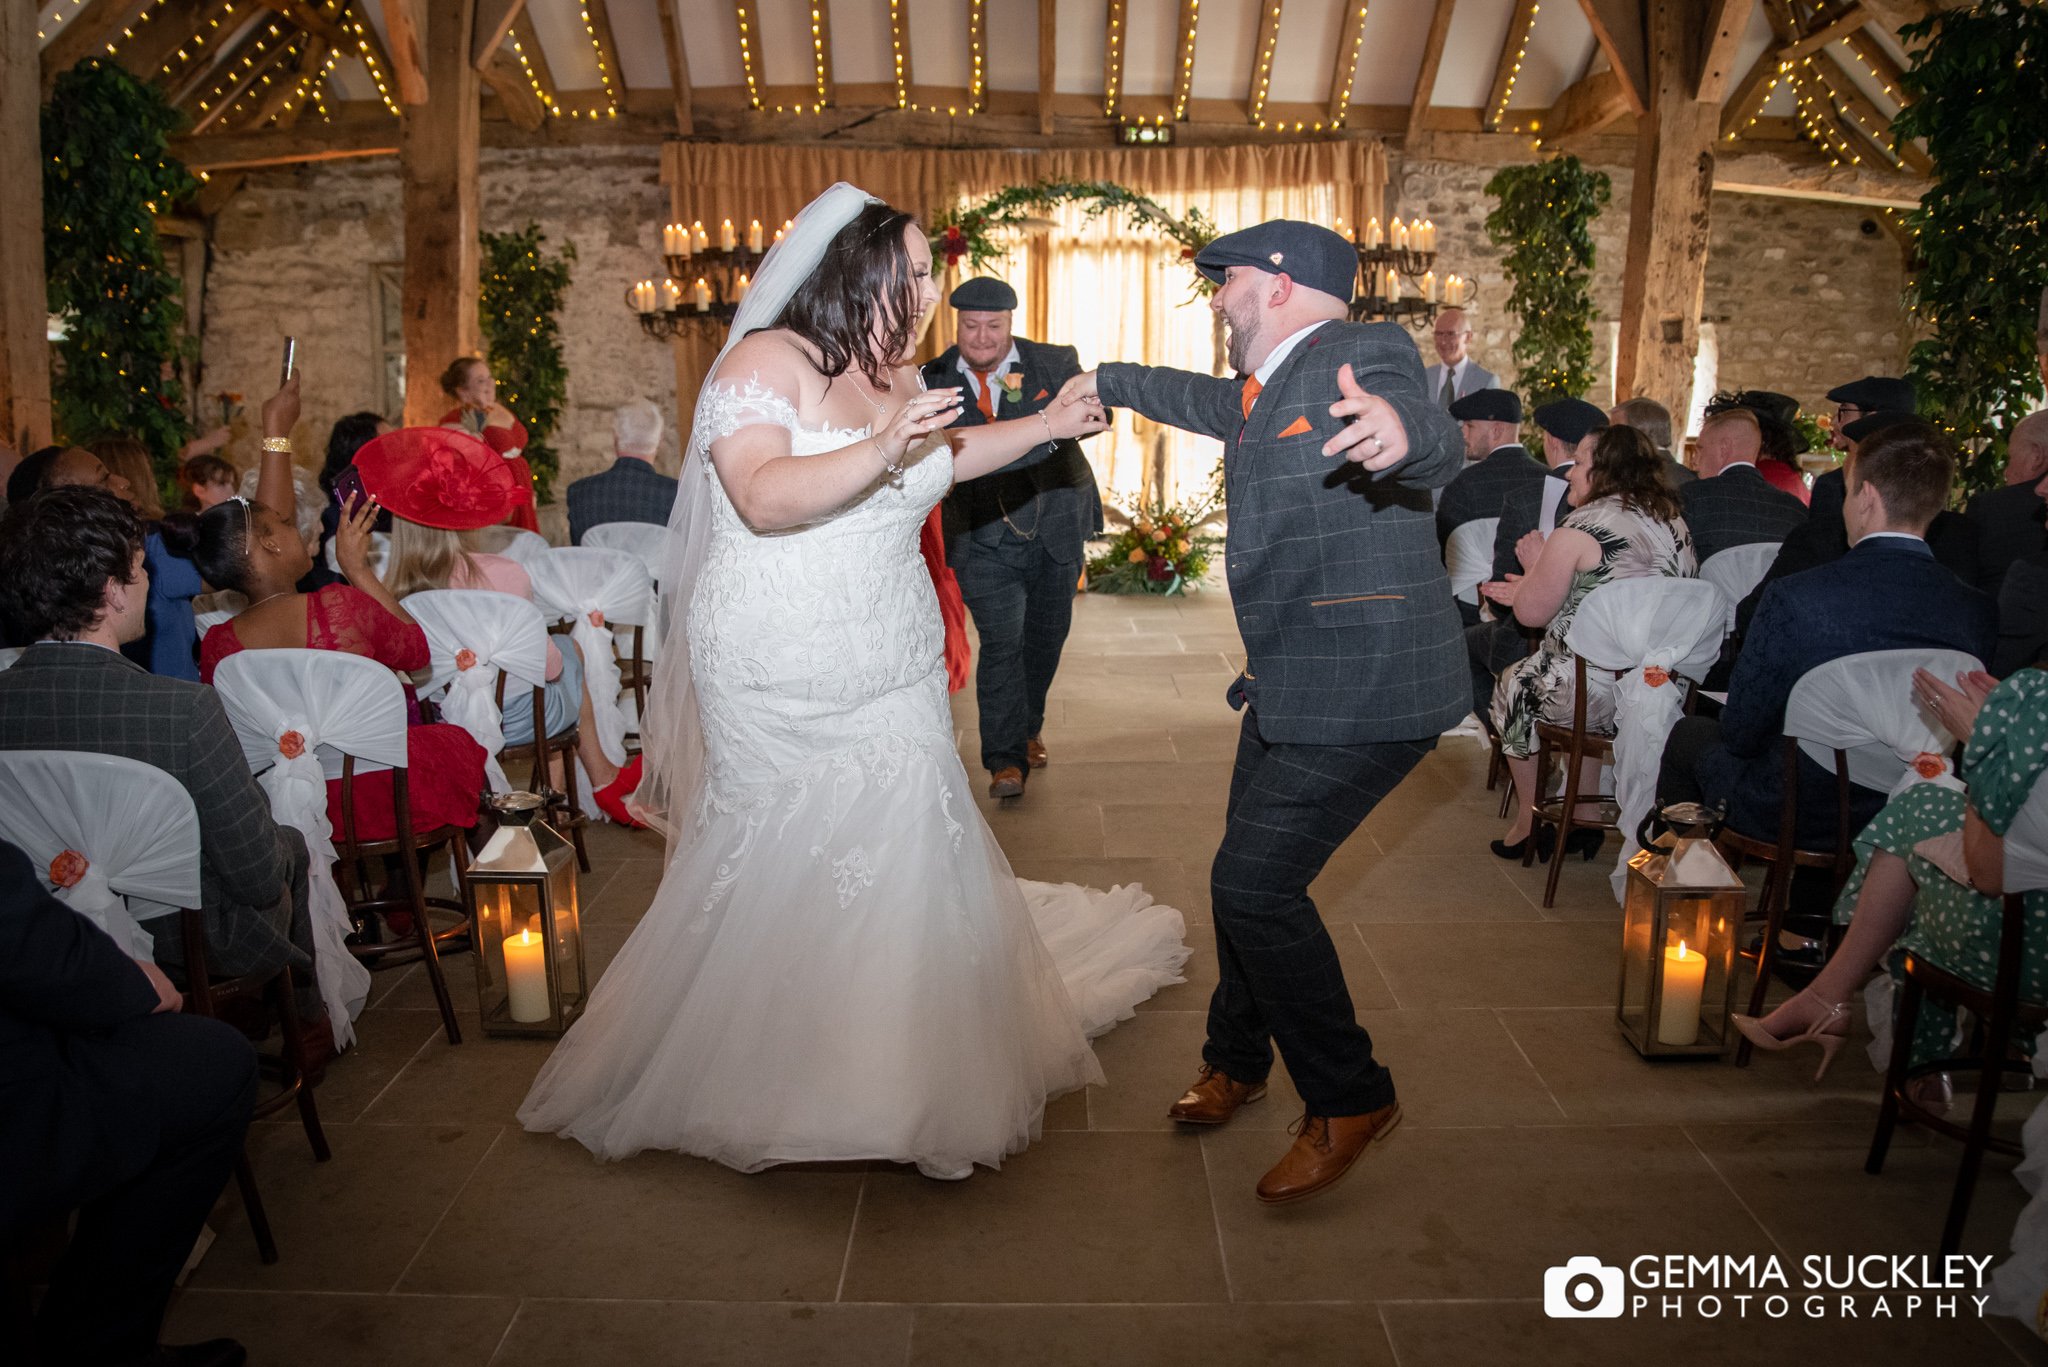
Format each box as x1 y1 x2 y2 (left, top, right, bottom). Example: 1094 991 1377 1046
1056 371 1100 407
1323 364 1410 470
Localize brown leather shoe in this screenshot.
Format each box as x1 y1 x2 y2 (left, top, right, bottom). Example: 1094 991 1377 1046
1254 1103 1402 1205
1167 1064 1268 1125
1026 735 1048 769
988 766 1026 799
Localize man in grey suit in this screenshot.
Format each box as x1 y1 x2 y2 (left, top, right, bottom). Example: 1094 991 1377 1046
1060 221 1464 1205
0 487 318 1010
1422 307 1498 411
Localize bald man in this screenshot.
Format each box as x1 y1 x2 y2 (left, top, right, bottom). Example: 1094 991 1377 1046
1965 410 2048 595
1678 407 1807 564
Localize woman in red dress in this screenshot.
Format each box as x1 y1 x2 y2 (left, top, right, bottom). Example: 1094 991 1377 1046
188 491 489 842
439 356 542 532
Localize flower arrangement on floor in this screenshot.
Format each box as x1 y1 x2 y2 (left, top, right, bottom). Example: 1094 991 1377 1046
1086 502 1222 596
930 181 1219 291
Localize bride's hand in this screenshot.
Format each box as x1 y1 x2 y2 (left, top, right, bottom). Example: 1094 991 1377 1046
1042 396 1108 441
876 387 964 462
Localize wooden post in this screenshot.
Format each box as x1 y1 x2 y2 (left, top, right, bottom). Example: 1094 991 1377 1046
1 0 52 451
399 0 480 428
1616 0 1719 420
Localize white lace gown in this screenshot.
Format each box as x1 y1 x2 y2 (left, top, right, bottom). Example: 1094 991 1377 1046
517 382 1190 1178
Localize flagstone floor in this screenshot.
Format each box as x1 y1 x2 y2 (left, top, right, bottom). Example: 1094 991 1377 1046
167 588 2048 1365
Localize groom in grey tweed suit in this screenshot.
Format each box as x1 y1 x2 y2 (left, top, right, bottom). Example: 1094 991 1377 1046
1062 221 1465 1204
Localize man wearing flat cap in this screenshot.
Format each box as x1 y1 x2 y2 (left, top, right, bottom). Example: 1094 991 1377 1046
922 277 1105 800
1058 219 1464 1206
1436 388 1544 626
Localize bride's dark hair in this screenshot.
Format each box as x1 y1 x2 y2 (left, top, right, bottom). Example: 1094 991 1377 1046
773 201 919 391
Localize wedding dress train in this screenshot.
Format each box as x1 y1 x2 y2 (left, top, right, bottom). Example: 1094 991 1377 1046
517 381 1189 1177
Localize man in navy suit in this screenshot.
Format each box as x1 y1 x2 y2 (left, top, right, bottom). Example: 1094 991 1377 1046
922 278 1104 799
1658 419 1997 852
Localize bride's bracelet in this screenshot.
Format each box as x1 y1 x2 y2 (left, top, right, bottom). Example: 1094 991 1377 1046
871 437 908 480
1037 411 1055 444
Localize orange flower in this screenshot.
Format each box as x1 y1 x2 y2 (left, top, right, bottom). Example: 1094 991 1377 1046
1175 539 1191 555
456 648 478 671
1912 752 1947 780
588 609 606 629
49 849 88 889
277 730 306 760
1151 528 1169 543
1126 548 1148 564
1642 666 1670 688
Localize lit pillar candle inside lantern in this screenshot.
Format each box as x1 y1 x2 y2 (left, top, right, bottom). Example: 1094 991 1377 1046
1656 939 1707 1045
719 218 737 251
503 928 550 1023
694 277 711 312
1365 217 1382 249
747 219 765 252
692 221 709 253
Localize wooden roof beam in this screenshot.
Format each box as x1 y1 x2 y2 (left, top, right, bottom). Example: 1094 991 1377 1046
889 0 912 106
1247 0 1282 126
813 0 836 109
657 0 694 133
40 0 149 95
582 0 626 111
186 25 298 133
1577 0 1650 115
378 0 427 104
480 44 545 129
1695 0 1758 102
1776 3 1868 63
471 0 523 67
1718 45 1786 138
1482 0 1539 131
507 10 557 119
1103 0 1126 119
1037 0 1056 134
1406 0 1456 139
1537 66 1629 143
1327 0 1367 125
1814 45 1929 172
252 0 350 48
117 0 232 86
1172 0 1199 121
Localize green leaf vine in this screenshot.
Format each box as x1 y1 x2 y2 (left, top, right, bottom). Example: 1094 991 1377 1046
1892 0 2048 496
1482 157 1612 408
42 60 198 472
930 181 1219 289
479 224 576 504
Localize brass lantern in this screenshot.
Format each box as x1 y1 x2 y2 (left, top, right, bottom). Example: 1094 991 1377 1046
465 792 586 1037
1618 813 1746 1058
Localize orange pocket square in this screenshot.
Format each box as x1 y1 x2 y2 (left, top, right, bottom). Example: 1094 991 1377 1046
1276 415 1314 438
1034 388 1049 400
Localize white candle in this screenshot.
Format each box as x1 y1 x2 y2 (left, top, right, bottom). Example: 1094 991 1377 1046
1656 939 1707 1045
719 218 736 251
504 928 550 1023
1385 268 1400 302
1422 270 1437 303
661 278 681 310
1334 216 1352 243
629 280 651 314
1421 219 1436 252
747 218 764 252
1365 217 1382 249
1393 218 1410 251
692 220 708 253
662 223 678 256
693 277 711 312
735 272 751 303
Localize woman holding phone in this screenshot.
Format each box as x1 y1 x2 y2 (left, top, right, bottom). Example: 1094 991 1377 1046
439 356 540 531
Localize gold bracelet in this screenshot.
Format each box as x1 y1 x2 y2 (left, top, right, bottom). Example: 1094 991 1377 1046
260 436 291 453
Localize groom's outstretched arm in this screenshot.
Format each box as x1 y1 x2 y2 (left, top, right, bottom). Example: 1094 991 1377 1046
1320 327 1463 492
1063 364 1241 442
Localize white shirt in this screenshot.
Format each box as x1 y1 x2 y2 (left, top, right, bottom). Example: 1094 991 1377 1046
956 342 1022 412
1252 322 1327 387
1857 530 1929 547
1538 461 1575 536
1434 357 1470 402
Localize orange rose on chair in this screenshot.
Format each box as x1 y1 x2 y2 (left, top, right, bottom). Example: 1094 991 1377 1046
456 648 478 671
49 849 88 889
588 609 606 629
1912 752 1947 780
278 730 307 760
1642 666 1671 689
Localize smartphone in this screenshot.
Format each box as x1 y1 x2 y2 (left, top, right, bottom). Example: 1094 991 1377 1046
280 336 297 384
332 464 368 510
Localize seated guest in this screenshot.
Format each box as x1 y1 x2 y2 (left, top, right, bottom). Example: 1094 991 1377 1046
1608 396 1696 486
0 487 322 1016
1965 410 2048 596
316 411 393 567
1658 420 1998 854
1734 668 2047 1082
439 356 539 532
567 398 679 545
1481 425 1697 860
1733 390 1812 505
188 490 488 843
178 453 239 512
1826 373 1917 453
237 463 340 594
1679 405 1808 564
91 436 166 521
365 429 641 826
1995 547 2048 677
1435 388 1540 547
1465 398 1608 717
2 838 256 1367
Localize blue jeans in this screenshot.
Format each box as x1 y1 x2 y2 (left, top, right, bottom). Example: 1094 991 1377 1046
501 642 584 746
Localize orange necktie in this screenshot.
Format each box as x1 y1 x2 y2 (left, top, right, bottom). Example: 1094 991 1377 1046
971 367 997 420
1241 376 1263 419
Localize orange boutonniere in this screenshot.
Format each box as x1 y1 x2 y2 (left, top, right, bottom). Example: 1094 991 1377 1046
455 648 478 671
278 730 307 760
587 609 606 629
49 849 88 889
1642 666 1671 688
1912 752 1947 780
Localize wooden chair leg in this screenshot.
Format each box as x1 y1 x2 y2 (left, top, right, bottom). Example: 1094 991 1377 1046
1736 857 1787 1068
398 842 462 1046
1943 1035 2005 1256
559 733 591 873
1542 740 1583 910
234 1155 279 1266
270 969 330 1163
1866 970 1924 1176
1523 739 1552 869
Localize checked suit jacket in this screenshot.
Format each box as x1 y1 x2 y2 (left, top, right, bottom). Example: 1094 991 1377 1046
1098 321 1468 746
565 456 680 545
1436 443 1547 550
1678 464 1808 565
921 336 1106 567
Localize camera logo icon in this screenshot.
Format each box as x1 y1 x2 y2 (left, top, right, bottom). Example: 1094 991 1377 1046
1544 1256 1625 1318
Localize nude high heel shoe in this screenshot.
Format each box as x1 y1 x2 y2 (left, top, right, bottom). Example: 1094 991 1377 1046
1732 998 1852 1082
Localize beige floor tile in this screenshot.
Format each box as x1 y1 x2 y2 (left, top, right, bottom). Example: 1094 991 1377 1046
1166 726 1247 762
399 1128 861 1300
839 1131 1227 1303
272 1007 444 1125
1203 1124 1774 1302
359 1030 556 1126
492 1300 913 1367
908 1304 1394 1367
365 951 479 1014
1083 1009 1220 1130
192 1122 500 1293
1043 1086 1090 1131
1065 696 1242 729
975 800 1107 858
1101 802 1228 860
1359 921 1618 1009
1057 652 1229 679
580 857 671 924
1357 1007 1567 1128
161 1290 517 1367
1316 854 1545 924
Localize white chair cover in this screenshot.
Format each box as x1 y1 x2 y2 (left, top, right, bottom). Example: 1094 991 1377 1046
403 589 552 793
1783 647 1983 798
583 521 669 583
525 547 652 768
493 529 553 568
213 650 393 1045
1444 517 1499 607
323 531 389 579
1564 577 1731 901
1697 542 1780 634
0 646 21 670
192 590 247 640
0 751 200 963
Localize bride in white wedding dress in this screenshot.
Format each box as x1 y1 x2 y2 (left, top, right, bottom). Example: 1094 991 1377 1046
517 184 1189 1179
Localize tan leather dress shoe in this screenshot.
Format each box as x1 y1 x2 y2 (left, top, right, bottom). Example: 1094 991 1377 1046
1254 1102 1402 1205
988 766 1026 799
1167 1065 1268 1125
1027 735 1048 769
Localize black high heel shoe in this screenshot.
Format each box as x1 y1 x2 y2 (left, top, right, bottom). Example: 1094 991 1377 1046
1563 828 1605 861
1490 828 1558 862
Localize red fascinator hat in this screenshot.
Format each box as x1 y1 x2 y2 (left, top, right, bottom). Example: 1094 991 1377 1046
354 428 519 530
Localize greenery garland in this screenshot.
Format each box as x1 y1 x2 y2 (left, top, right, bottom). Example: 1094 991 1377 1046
1482 157 1612 408
42 61 197 469
479 224 576 503
930 181 1219 290
1892 0 2048 495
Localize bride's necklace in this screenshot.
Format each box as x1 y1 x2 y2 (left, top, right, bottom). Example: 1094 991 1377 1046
844 368 905 418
